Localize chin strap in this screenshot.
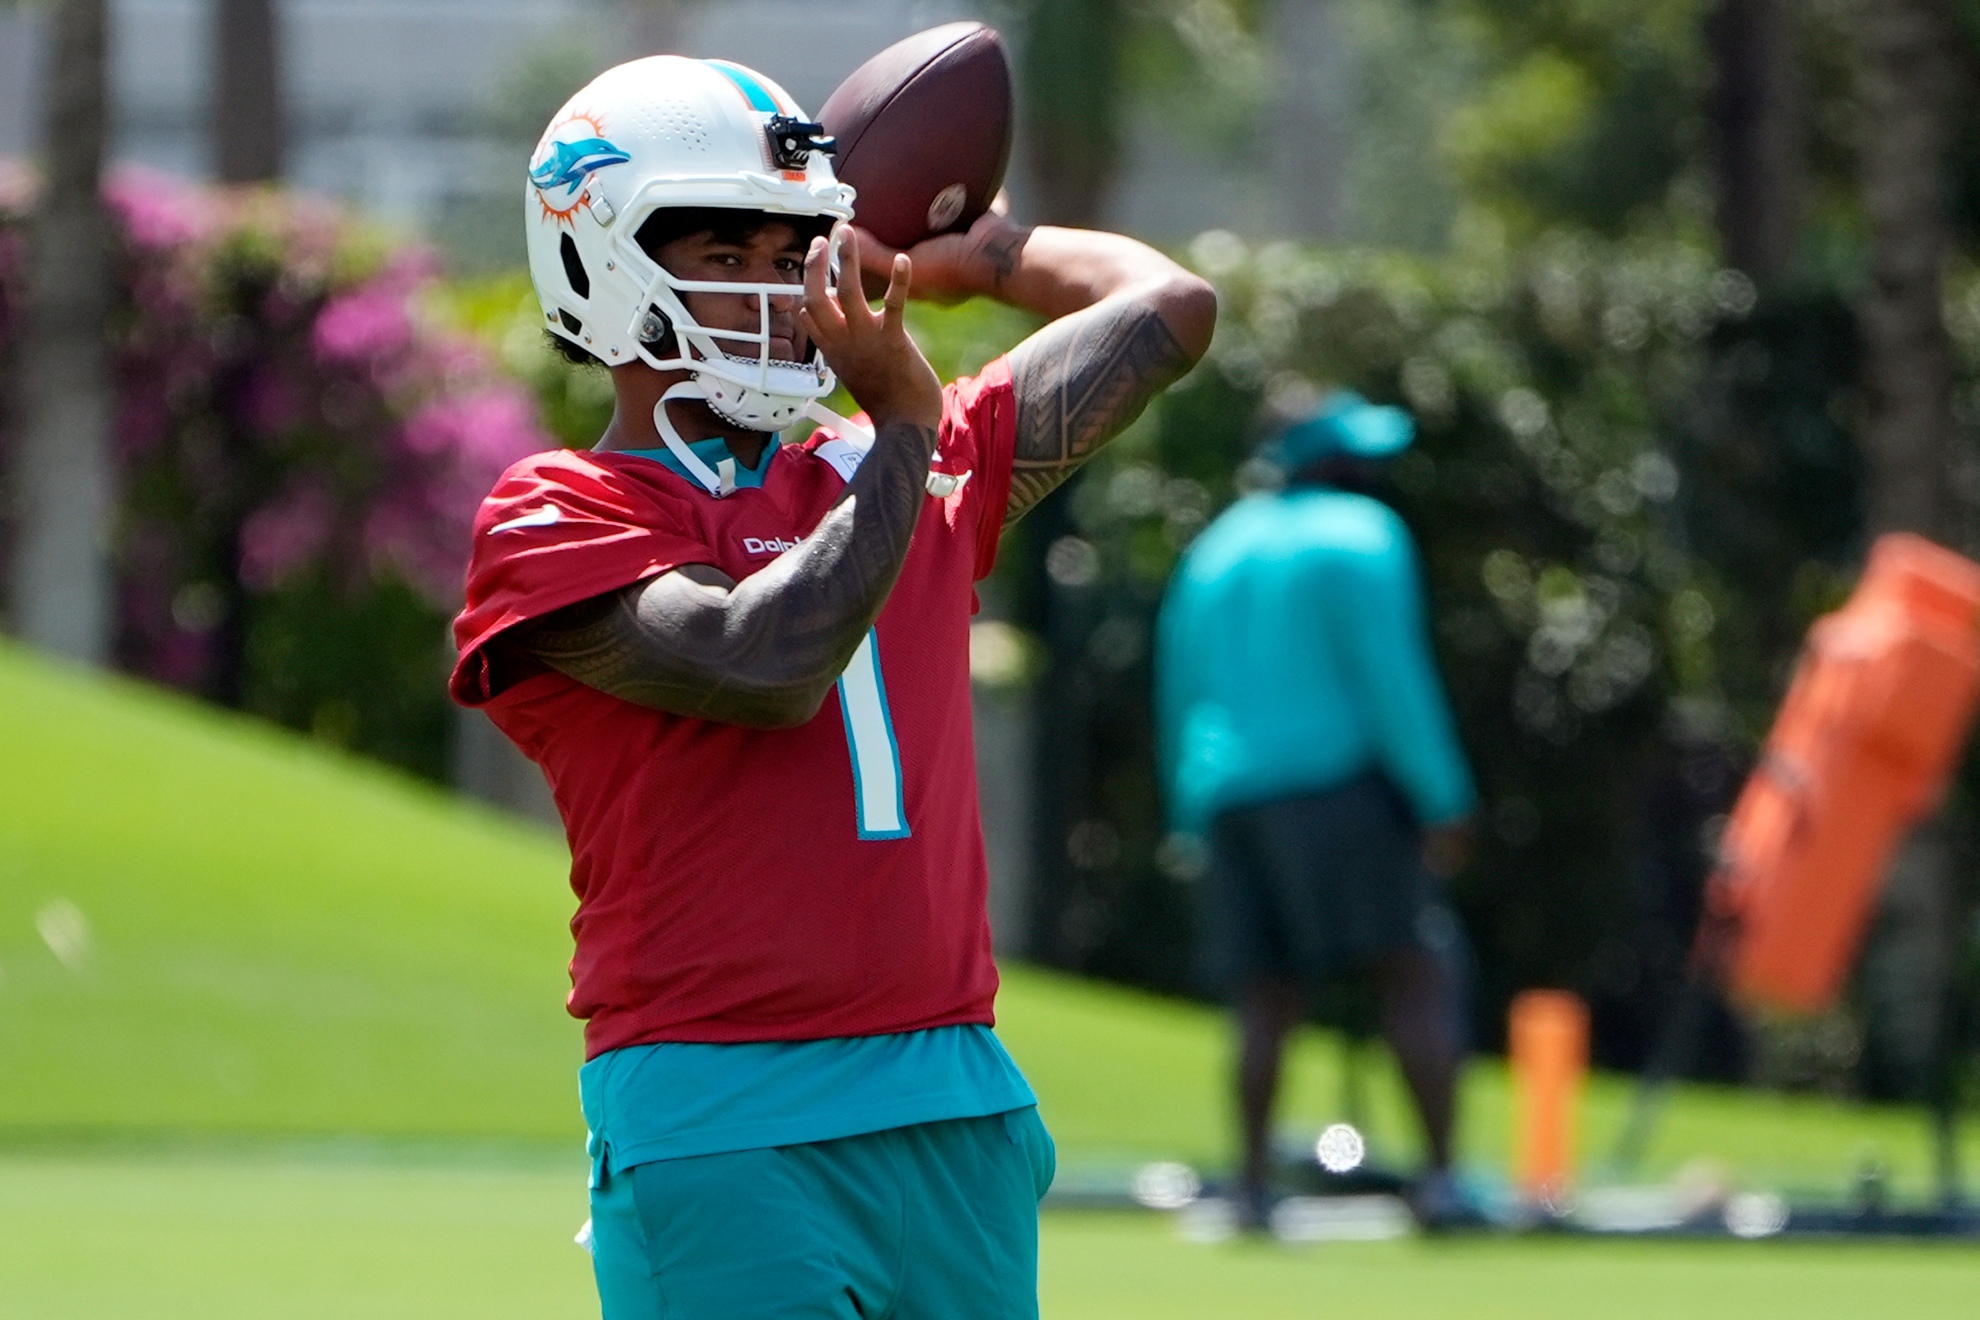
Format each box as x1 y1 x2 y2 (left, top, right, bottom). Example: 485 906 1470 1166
653 388 968 502
801 401 969 499
654 382 738 498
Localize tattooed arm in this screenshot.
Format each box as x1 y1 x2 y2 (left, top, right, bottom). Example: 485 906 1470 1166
859 216 1217 524
1003 281 1205 524
514 417 936 727
510 233 943 729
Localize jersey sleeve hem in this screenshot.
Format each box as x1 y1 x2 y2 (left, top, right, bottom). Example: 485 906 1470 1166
448 558 675 708
957 355 1016 582
449 451 714 708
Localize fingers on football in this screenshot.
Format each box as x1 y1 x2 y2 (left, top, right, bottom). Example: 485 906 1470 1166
835 226 874 328
881 253 911 332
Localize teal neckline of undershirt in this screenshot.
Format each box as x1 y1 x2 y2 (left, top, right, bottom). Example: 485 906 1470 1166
618 436 782 491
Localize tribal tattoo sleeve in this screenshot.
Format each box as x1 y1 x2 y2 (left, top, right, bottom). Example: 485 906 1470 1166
1003 296 1194 527
512 421 938 728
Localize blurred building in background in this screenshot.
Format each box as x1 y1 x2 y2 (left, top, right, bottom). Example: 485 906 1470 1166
1 0 582 223
0 0 1390 263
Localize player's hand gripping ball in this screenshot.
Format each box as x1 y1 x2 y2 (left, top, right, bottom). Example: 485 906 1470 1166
817 21 1013 250
798 227 943 430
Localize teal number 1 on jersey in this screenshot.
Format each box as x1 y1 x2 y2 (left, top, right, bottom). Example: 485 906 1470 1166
837 630 909 838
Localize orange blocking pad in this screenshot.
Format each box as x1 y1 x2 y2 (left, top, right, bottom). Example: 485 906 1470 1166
1510 990 1589 1200
1707 534 1980 1015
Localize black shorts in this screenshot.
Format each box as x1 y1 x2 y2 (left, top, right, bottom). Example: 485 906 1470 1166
1202 772 1442 996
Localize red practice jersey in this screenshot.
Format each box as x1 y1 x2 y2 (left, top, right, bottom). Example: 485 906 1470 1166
451 360 1016 1057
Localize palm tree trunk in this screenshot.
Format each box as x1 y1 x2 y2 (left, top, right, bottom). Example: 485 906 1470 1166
1015 0 1127 960
7 0 114 663
1709 0 1805 282
1020 0 1122 227
1855 0 1958 541
1852 0 1967 1204
213 0 284 182
629 0 686 55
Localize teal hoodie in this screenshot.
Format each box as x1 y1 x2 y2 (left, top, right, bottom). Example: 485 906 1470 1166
1155 488 1475 837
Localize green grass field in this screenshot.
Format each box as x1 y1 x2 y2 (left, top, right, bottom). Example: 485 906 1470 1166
5 1151 1978 1320
4 639 1979 1316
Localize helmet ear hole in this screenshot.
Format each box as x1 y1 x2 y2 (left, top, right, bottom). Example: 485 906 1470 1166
558 309 584 336
559 233 591 301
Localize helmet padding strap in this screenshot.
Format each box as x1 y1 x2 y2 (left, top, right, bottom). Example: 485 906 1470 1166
653 382 736 498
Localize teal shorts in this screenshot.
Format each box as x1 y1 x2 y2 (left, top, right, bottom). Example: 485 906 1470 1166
589 1107 1056 1319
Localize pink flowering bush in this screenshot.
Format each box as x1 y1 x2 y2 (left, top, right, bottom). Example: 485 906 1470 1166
0 169 552 777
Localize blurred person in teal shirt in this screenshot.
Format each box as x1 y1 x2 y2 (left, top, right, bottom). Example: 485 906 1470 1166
1155 390 1478 1229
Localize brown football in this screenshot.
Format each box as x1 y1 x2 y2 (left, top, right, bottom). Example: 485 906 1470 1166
817 22 1013 250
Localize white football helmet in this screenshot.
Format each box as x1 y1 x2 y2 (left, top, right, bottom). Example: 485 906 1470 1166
525 55 857 481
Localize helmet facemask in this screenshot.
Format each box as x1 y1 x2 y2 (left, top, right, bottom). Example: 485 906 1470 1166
613 202 840 433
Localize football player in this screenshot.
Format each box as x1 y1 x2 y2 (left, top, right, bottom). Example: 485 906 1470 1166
451 55 1214 1318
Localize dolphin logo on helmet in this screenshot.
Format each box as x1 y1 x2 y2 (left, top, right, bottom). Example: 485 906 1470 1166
529 136 633 200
